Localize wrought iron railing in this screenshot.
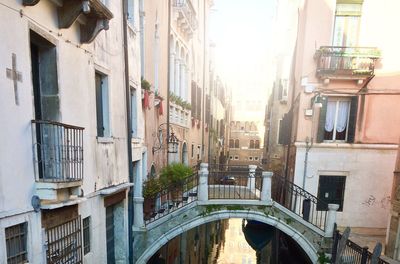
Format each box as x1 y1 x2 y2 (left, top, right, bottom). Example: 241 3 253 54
315 46 380 78
144 172 199 225
172 0 198 30
208 168 262 200
332 231 389 264
31 120 84 182
272 175 328 231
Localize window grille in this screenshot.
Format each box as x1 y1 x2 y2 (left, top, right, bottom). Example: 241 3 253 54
83 217 91 255
5 222 28 264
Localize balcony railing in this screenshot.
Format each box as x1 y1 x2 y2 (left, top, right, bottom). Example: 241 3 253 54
173 0 198 31
315 46 380 79
32 120 84 182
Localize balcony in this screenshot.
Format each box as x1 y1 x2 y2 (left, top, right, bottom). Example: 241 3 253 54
315 46 380 81
31 120 84 201
173 0 198 34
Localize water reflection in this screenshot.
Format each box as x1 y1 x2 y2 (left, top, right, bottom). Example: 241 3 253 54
148 218 311 264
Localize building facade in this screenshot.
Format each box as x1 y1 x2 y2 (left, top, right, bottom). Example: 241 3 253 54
274 0 400 230
0 0 143 263
228 121 263 167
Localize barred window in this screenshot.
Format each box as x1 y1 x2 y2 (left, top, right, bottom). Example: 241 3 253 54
5 222 28 264
83 216 91 255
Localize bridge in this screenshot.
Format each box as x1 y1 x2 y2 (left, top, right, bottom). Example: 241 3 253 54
132 163 339 263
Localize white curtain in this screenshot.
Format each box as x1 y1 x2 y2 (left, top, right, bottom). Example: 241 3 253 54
336 101 350 132
325 101 336 132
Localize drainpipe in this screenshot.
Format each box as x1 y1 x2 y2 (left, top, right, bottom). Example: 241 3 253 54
122 0 134 263
302 137 311 189
201 0 206 161
166 0 171 165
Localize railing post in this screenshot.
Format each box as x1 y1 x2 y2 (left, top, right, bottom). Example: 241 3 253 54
133 197 144 228
248 165 257 191
361 246 369 264
325 204 339 237
261 171 273 202
198 163 208 201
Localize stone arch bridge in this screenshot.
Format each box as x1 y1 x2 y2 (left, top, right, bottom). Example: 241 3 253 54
132 164 339 263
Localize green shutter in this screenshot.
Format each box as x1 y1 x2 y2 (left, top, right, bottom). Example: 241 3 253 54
316 97 328 143
347 96 358 143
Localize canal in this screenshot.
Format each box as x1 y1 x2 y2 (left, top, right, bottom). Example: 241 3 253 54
147 218 312 264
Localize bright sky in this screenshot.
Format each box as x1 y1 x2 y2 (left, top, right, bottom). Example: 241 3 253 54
210 0 277 119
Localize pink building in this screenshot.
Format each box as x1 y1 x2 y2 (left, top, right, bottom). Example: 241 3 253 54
278 0 400 230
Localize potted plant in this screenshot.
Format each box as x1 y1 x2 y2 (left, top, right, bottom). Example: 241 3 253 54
143 177 162 217
159 163 193 201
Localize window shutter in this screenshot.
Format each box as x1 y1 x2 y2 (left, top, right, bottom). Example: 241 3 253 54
316 97 328 143
278 80 283 101
347 96 358 143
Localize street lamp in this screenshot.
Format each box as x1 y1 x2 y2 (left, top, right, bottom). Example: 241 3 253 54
167 132 179 154
152 124 179 154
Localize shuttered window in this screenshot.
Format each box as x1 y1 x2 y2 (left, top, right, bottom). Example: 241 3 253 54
317 176 346 211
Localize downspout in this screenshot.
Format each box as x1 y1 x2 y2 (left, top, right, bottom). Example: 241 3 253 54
201 0 206 161
167 0 171 165
122 0 134 263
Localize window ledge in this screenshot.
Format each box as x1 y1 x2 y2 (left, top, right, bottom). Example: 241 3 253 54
97 137 114 144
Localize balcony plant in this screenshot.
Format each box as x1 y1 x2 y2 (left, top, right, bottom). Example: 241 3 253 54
143 177 162 218
141 77 151 91
160 163 193 201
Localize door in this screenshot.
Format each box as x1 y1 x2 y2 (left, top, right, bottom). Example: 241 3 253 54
106 206 115 264
30 30 61 180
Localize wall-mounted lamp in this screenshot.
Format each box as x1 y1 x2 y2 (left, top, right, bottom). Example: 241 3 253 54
152 124 179 154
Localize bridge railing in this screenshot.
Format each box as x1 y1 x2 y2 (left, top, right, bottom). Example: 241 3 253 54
144 172 199 225
272 175 329 231
208 165 263 200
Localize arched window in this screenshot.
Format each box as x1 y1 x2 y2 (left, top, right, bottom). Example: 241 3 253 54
249 140 255 149
229 139 234 148
150 165 156 178
255 140 260 149
234 139 239 149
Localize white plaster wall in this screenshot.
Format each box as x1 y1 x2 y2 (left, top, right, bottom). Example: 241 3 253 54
0 0 139 262
293 144 397 228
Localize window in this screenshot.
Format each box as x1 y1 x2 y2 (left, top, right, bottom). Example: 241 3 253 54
127 0 135 26
278 79 288 101
317 97 357 143
277 119 283 144
5 222 28 264
131 87 137 137
234 156 239 160
234 139 239 149
255 140 260 149
95 72 110 137
324 99 350 141
249 156 253 161
191 144 194 159
197 145 201 160
317 175 346 211
229 139 234 148
254 157 259 161
249 140 255 149
229 156 233 160
333 3 362 47
83 216 91 255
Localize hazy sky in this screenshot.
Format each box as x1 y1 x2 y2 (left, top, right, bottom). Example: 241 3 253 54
209 0 277 109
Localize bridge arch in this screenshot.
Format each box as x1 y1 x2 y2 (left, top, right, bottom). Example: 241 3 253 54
136 209 318 263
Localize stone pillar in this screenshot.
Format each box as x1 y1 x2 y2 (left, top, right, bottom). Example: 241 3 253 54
169 52 175 93
198 163 209 201
261 171 273 202
133 197 144 228
247 165 257 191
179 62 185 98
325 204 339 237
174 58 180 95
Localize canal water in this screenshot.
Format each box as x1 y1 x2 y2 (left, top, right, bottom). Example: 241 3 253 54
148 218 312 264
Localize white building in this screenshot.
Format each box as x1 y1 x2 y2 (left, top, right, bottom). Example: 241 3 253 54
0 0 143 263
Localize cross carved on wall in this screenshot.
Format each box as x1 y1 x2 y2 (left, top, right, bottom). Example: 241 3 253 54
6 53 23 105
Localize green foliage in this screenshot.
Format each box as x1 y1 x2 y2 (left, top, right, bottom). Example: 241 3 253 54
143 177 162 198
160 163 193 187
317 251 330 264
141 77 151 91
169 92 192 110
